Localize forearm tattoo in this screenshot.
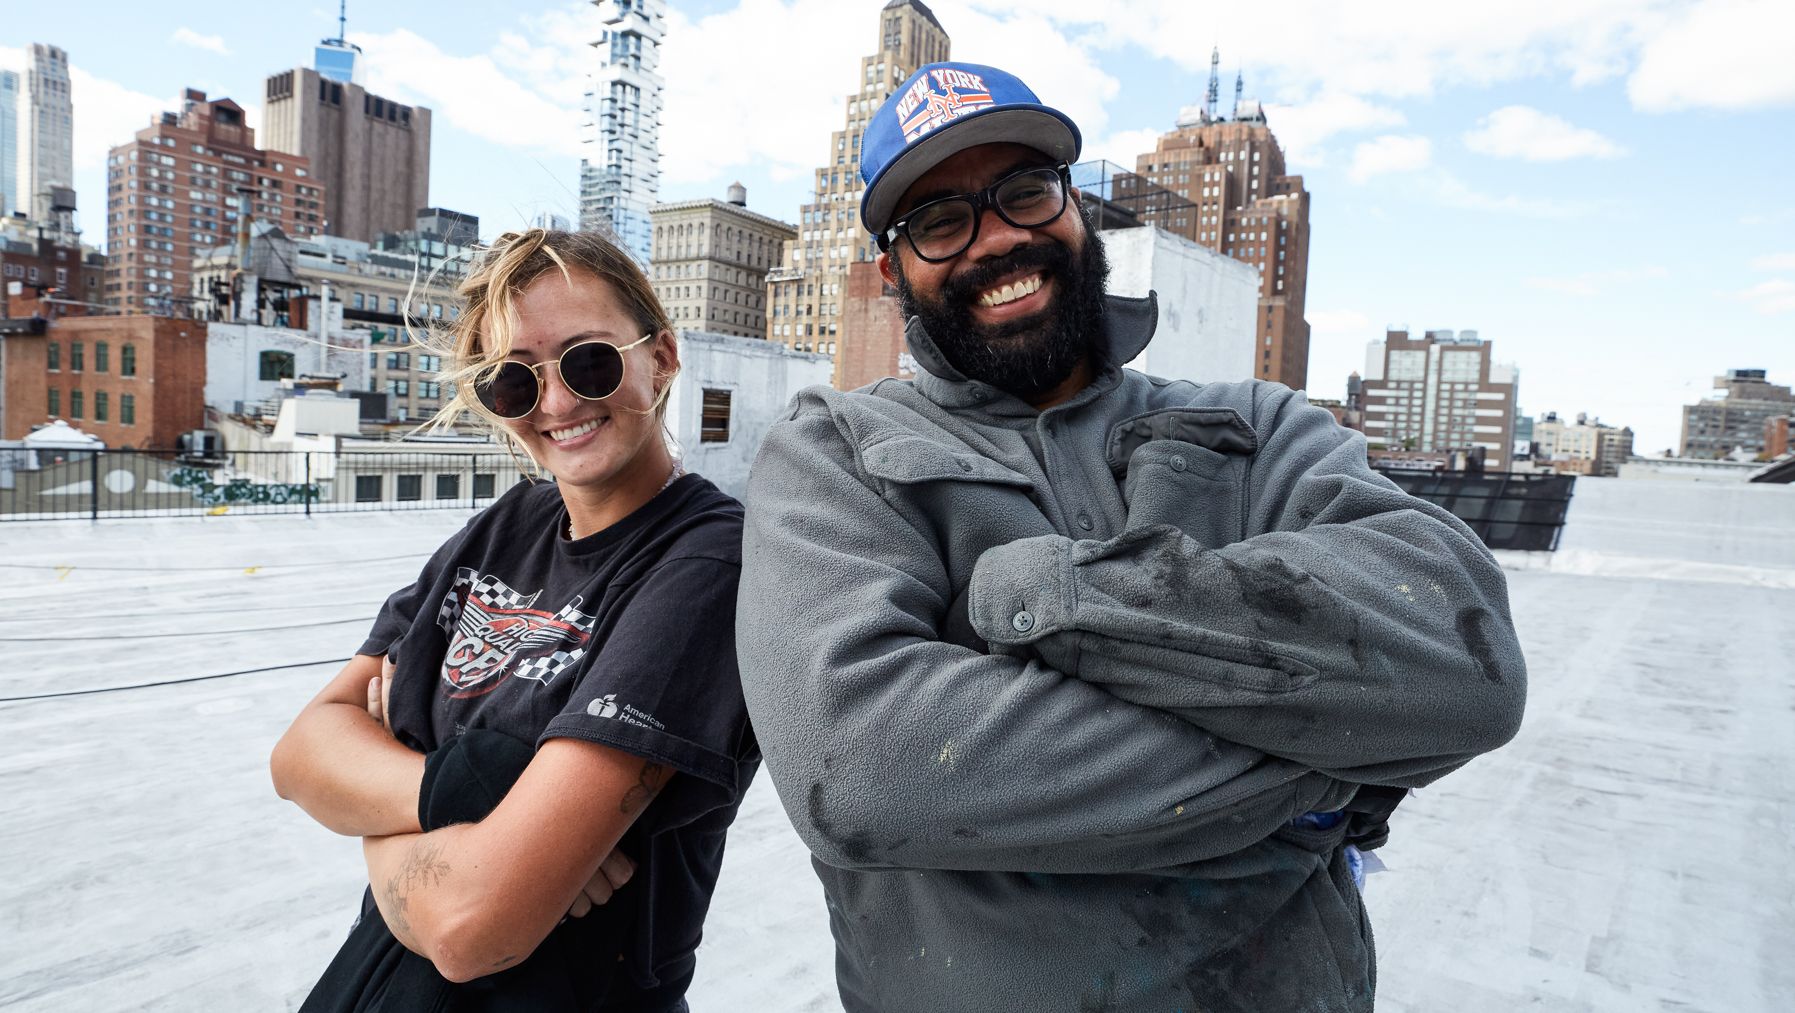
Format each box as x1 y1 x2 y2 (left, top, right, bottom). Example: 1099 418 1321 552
382 838 451 942
620 760 667 816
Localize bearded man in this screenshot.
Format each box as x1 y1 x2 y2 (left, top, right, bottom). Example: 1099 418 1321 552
736 62 1526 1013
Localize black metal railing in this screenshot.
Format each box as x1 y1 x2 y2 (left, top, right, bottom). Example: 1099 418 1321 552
1377 468 1577 551
0 448 531 521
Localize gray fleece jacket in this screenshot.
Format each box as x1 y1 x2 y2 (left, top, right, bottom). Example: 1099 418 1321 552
736 293 1526 1013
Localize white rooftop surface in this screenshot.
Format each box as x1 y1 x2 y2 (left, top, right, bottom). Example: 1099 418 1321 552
1 477 1791 1011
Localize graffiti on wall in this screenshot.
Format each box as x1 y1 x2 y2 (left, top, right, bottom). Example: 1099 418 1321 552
166 466 323 507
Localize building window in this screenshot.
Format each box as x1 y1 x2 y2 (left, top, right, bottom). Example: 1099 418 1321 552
386 352 410 370
473 473 496 500
701 388 732 443
388 379 410 397
71 342 85 372
95 342 110 372
354 475 383 503
121 344 137 376
70 390 84 418
259 350 295 381
48 388 60 416
47 342 60 371
94 391 109 422
121 394 136 425
435 474 460 500
396 474 423 501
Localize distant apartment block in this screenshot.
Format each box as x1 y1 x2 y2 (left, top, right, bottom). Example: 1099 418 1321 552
1533 411 1634 477
191 215 474 425
1362 328 1518 470
105 90 322 314
650 184 793 341
1 217 104 316
262 65 431 243
1681 369 1795 460
766 0 949 385
580 0 667 265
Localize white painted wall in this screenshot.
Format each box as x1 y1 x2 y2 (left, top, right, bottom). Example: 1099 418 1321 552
1101 226 1259 385
665 331 833 501
204 322 368 415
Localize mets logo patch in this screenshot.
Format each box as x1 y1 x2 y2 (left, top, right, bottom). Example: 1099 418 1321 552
435 568 597 699
895 67 995 143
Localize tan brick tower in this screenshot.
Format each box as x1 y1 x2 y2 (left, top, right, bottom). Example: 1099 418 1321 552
764 0 949 387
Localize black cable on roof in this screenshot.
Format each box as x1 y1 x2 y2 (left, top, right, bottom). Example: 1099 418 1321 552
0 657 349 703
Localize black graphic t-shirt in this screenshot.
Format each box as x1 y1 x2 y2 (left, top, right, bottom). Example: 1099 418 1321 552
359 473 757 1006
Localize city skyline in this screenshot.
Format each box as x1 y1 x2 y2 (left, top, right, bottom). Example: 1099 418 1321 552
4 0 1792 453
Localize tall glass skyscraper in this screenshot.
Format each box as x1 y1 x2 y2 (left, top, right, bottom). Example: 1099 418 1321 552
0 70 19 218
579 0 665 266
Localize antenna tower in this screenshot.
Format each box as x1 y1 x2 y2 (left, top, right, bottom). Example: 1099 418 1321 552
1204 47 1220 121
338 0 348 43
1233 70 1243 119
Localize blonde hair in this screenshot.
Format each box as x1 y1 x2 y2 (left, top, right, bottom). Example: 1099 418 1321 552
418 228 678 461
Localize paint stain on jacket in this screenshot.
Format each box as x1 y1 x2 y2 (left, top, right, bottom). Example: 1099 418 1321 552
1455 606 1504 684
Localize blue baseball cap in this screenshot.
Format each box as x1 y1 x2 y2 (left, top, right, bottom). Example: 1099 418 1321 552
859 62 1081 237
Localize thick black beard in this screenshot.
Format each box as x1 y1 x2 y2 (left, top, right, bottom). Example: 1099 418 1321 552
892 220 1110 401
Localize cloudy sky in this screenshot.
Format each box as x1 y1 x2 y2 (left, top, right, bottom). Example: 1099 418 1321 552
6 0 1793 451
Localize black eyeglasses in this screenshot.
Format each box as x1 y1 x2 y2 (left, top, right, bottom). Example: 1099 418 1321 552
879 163 1072 263
471 333 653 419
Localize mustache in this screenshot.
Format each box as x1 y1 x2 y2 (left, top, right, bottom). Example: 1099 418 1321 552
940 241 1073 307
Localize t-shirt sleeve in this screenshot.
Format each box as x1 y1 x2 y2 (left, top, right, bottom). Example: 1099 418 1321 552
358 515 481 660
540 555 751 796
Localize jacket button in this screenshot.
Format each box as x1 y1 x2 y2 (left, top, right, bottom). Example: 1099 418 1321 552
1077 513 1094 531
1170 454 1188 472
957 459 973 472
1011 610 1036 633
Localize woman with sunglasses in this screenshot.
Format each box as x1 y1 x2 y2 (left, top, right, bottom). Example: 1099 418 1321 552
272 228 756 1013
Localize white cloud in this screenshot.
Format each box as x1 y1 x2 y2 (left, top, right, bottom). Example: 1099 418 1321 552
1261 94 1406 168
67 69 170 171
1428 171 1591 218
1463 105 1625 161
1735 278 1795 314
352 28 584 158
171 28 231 56
1525 266 1668 296
1751 253 1795 272
1084 127 1166 172
658 0 869 188
1629 0 1795 111
1347 135 1432 183
656 0 1118 191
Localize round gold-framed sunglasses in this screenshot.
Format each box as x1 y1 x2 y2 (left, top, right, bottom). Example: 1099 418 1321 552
471 333 654 419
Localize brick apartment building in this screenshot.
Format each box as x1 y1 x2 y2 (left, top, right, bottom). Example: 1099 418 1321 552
1766 415 1792 460
4 315 206 448
1127 74 1312 390
105 89 322 314
1362 328 1518 470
